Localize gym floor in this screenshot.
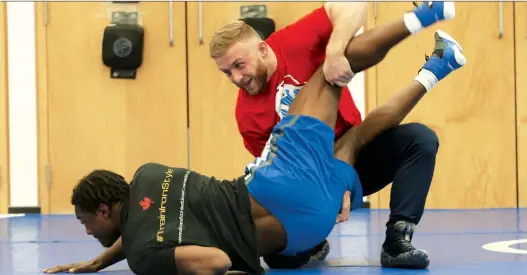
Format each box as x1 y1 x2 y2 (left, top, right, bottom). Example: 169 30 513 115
1 209 526 275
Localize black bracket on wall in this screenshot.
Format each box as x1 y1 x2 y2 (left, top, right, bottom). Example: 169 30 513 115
101 11 144 80
238 5 275 40
112 11 138 25
240 5 267 18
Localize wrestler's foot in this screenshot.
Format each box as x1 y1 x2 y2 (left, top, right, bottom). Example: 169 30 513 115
262 240 330 269
308 239 330 263
380 220 429 269
412 1 455 27
404 2 455 34
415 30 466 91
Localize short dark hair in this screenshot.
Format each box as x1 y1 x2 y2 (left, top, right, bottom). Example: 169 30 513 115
71 169 130 213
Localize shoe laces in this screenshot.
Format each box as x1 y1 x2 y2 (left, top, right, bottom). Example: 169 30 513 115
398 237 417 251
414 1 432 61
413 1 434 9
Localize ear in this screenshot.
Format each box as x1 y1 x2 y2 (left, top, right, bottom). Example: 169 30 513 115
97 203 111 219
258 41 268 57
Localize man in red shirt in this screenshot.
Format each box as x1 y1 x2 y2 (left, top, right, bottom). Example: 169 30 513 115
210 1 454 270
234 4 366 157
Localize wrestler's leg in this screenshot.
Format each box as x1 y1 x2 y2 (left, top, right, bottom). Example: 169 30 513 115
286 1 457 127
344 1 456 73
286 65 342 129
265 1 458 269
333 30 466 270
334 81 427 165
335 30 465 168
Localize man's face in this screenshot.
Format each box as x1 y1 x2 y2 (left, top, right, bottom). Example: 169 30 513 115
75 204 121 248
214 40 269 95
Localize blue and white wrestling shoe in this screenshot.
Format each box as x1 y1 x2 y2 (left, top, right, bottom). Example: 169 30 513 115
412 1 456 28
421 30 466 82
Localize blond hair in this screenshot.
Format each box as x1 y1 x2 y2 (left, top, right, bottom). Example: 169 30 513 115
209 20 261 59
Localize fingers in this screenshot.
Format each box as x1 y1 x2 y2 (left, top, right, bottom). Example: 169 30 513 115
69 266 86 273
340 191 351 220
332 80 349 88
335 191 351 224
43 265 70 274
326 77 350 88
325 70 355 87
43 263 90 274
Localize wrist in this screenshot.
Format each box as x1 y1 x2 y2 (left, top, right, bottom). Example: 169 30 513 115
91 258 103 271
326 44 345 57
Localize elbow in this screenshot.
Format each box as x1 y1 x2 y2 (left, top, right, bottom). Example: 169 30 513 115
176 246 232 275
194 250 232 275
210 251 232 275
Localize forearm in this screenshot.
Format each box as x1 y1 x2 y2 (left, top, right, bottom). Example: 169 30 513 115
176 246 232 275
93 236 126 270
324 2 368 55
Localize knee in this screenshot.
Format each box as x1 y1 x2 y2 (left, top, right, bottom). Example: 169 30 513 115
404 123 439 156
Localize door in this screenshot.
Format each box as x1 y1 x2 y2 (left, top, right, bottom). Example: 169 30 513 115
37 2 188 214
0 2 8 214
515 2 527 207
186 2 324 180
374 2 517 208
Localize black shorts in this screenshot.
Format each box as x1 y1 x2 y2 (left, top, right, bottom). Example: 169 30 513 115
128 246 177 275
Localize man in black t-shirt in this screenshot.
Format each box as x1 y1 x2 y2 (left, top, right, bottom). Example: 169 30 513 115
54 163 264 275
123 163 262 275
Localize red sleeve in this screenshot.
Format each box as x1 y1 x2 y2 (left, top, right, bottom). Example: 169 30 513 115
267 6 333 56
235 89 276 158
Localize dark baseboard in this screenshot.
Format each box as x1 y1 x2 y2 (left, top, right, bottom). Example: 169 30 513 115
8 207 41 214
362 200 370 209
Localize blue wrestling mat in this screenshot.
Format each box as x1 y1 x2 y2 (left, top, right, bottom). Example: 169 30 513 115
1 209 527 275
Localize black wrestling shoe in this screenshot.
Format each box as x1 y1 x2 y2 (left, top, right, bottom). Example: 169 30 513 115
308 239 330 263
380 221 429 269
263 240 330 269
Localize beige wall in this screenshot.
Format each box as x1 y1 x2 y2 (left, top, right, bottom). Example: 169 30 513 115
3 2 526 213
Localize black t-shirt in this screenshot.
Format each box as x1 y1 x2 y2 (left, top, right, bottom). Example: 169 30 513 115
119 162 263 275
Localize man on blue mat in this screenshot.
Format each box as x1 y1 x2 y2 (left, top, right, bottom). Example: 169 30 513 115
43 28 465 274
211 1 456 269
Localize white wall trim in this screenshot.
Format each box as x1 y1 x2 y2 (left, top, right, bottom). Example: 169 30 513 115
0 214 25 219
7 2 39 208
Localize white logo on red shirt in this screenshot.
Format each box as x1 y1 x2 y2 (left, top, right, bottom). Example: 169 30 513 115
275 75 306 119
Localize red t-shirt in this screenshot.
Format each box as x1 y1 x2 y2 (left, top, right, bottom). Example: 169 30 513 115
235 6 363 158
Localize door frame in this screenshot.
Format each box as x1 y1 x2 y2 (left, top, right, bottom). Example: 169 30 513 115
35 2 50 214
0 1 10 214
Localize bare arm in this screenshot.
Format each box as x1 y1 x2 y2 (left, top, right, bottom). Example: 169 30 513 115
175 246 232 275
43 236 125 273
324 2 368 56
323 2 368 86
335 81 427 165
92 236 126 270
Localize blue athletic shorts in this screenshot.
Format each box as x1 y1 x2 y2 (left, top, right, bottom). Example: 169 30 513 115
245 114 363 256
